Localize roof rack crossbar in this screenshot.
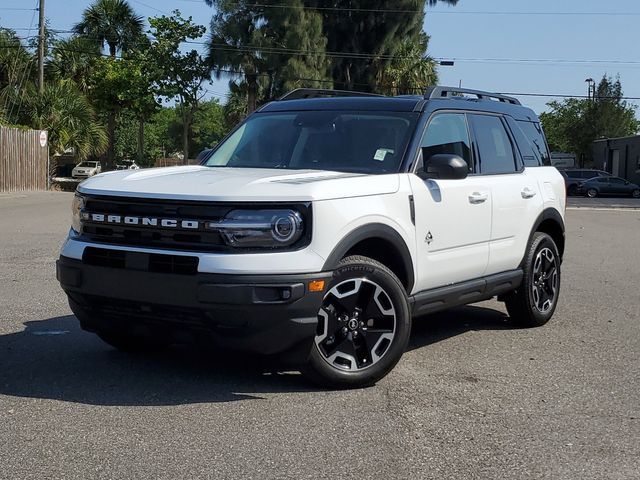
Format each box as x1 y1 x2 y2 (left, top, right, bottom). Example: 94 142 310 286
424 86 521 105
278 88 383 101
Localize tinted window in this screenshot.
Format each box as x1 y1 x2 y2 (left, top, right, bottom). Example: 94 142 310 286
205 111 418 174
609 178 625 184
470 115 517 174
517 121 551 166
505 117 536 167
421 113 472 171
596 178 609 183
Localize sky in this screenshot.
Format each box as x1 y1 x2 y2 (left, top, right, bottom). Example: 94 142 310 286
2 0 640 115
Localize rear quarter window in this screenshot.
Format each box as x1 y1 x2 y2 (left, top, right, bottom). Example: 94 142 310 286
516 120 551 166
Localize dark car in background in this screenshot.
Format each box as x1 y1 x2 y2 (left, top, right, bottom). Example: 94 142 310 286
558 168 610 195
577 176 640 198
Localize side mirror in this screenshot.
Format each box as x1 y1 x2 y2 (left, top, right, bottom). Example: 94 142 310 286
419 151 468 180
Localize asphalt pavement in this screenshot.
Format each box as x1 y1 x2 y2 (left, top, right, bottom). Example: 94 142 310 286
0 192 638 479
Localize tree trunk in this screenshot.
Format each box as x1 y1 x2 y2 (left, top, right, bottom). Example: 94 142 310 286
137 118 144 164
247 73 258 114
109 43 117 58
182 109 191 165
107 111 116 170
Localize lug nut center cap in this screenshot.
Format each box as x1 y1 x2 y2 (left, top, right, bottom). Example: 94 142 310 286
347 319 359 331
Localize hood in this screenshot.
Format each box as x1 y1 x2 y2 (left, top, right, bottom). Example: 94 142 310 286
77 166 400 202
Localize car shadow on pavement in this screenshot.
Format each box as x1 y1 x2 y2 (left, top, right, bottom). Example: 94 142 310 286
0 306 512 406
408 304 513 351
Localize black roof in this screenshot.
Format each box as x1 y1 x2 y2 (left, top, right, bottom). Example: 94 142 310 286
258 87 539 122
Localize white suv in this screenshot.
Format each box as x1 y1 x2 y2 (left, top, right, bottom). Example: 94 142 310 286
57 87 566 388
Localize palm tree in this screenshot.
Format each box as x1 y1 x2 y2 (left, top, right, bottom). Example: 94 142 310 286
48 36 100 93
73 0 143 168
16 81 107 163
73 0 144 58
377 34 439 96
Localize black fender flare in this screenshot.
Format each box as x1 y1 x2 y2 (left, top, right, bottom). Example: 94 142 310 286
323 223 415 292
521 207 566 266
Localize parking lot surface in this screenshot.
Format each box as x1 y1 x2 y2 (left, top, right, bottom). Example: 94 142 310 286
1 192 638 479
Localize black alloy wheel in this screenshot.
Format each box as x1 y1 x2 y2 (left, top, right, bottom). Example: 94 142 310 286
303 256 411 388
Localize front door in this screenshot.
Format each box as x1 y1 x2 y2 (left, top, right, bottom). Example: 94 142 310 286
410 112 491 292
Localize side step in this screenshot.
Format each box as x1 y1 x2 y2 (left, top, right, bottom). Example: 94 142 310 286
409 270 523 317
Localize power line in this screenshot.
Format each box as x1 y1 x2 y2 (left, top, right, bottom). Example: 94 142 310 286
180 1 640 16
9 37 640 69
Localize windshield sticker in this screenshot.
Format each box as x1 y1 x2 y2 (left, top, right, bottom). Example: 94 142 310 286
374 148 394 161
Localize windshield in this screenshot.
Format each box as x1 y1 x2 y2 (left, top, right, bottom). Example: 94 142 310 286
78 162 97 168
204 111 418 174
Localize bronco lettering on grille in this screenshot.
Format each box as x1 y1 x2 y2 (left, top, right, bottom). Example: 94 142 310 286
84 213 200 230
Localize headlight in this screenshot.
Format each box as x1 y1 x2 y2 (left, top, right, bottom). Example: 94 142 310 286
71 193 85 233
208 209 304 248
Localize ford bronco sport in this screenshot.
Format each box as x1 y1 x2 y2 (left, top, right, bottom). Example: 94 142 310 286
57 87 566 388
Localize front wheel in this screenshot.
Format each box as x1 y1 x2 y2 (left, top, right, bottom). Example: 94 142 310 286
505 232 561 327
303 256 411 388
632 189 640 198
586 188 598 198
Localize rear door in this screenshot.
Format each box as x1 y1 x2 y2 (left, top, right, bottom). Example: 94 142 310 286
468 114 544 275
409 112 491 291
608 177 628 195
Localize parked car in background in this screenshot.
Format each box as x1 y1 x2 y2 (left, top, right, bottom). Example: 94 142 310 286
558 168 610 195
578 176 640 198
115 160 140 170
72 161 102 179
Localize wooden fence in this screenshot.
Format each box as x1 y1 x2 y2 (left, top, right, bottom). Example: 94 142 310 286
0 126 49 192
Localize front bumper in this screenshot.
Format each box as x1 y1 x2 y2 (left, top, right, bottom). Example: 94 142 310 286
57 255 332 360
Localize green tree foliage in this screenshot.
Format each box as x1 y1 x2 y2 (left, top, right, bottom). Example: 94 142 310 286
377 33 438 95
115 100 226 164
0 28 35 121
48 36 100 93
308 0 457 91
206 0 332 112
74 0 144 167
540 75 639 163
148 11 210 162
73 0 144 58
10 80 107 159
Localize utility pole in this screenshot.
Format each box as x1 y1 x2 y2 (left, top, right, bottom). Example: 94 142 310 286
37 0 45 94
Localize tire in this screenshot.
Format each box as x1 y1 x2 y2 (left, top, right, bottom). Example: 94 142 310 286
567 185 578 196
303 255 411 388
586 188 598 198
96 331 169 353
632 189 640 198
505 232 561 328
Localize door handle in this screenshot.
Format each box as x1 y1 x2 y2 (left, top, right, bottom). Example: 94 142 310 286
521 187 537 199
468 192 489 204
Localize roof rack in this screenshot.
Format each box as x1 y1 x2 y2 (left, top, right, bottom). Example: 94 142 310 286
424 86 521 105
278 88 383 101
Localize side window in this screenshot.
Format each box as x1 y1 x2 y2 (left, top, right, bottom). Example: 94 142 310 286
517 121 551 166
469 114 517 174
597 177 609 183
609 178 625 184
420 113 472 171
505 116 537 167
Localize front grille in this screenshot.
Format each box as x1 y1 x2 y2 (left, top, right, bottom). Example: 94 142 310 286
80 196 230 251
83 247 199 275
78 194 312 252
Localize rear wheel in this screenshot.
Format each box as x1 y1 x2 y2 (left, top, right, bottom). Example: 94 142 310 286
586 188 598 198
505 232 561 327
303 256 411 388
